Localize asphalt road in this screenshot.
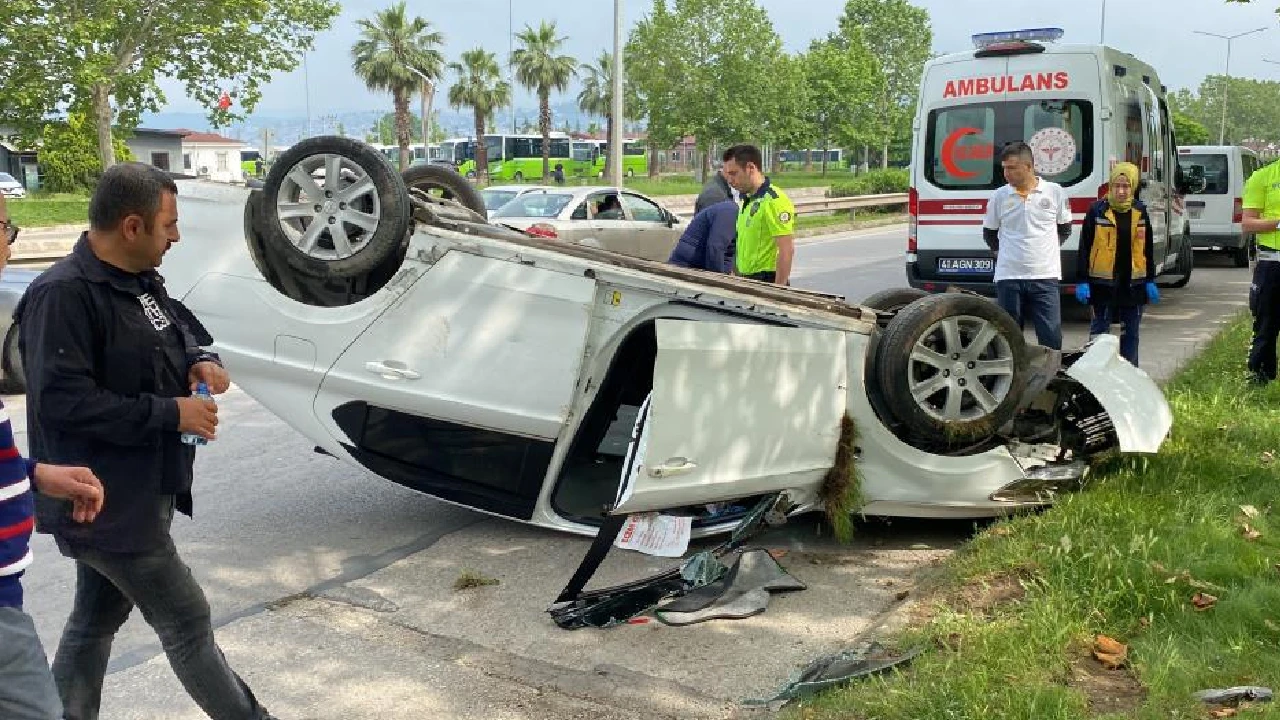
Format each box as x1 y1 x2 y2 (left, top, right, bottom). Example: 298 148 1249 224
9 217 1254 718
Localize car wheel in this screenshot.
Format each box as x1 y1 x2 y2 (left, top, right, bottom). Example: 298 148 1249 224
859 288 929 328
1162 237 1194 288
2 325 25 394
874 293 1028 448
259 136 410 280
1234 242 1251 268
401 164 487 218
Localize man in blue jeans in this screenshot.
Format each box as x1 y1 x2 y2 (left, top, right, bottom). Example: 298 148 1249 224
16 163 278 720
982 142 1073 349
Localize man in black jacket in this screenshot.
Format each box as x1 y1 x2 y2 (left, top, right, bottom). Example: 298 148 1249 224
694 164 736 215
15 162 277 720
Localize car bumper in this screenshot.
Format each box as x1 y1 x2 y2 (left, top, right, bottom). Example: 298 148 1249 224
1190 232 1248 250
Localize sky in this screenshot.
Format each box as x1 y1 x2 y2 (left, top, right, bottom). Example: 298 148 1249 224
153 0 1280 117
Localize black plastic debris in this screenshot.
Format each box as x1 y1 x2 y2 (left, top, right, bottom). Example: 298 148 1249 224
654 548 806 626
744 641 924 709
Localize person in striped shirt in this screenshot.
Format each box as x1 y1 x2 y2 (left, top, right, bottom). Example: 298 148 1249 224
0 192 105 720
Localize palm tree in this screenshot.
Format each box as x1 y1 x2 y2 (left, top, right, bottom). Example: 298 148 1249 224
448 48 511 184
577 51 614 176
511 21 577 178
351 2 444 171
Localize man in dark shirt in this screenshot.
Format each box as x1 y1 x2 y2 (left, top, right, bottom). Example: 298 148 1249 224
694 166 736 215
667 199 737 273
15 162 277 720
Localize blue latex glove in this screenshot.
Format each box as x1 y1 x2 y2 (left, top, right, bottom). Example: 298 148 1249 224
1146 282 1160 303
1075 282 1090 304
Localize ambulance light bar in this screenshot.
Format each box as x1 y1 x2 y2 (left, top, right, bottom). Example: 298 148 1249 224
971 28 1065 50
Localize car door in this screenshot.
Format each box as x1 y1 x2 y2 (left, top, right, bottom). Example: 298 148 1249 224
610 319 850 515
579 191 635 254
311 251 597 520
618 193 683 261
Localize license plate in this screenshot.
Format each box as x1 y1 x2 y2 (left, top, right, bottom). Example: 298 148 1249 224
937 257 993 274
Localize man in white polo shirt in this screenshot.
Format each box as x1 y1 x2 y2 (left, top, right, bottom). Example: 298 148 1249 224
982 141 1073 350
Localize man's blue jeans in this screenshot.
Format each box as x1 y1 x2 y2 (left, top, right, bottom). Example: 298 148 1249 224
995 279 1062 350
1090 304 1143 366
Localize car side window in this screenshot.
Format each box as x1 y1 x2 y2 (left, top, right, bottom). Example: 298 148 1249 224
590 192 625 220
571 202 589 220
621 194 664 222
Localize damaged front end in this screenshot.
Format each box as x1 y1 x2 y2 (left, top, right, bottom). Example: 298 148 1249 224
993 333 1173 503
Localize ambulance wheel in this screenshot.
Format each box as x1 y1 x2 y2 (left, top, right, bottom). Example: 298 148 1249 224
874 293 1028 449
259 136 411 280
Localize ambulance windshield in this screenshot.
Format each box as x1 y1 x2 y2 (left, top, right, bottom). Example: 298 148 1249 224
925 99 1092 191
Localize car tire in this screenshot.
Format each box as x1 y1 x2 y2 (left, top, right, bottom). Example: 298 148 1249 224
1162 235 1194 288
401 164 487 218
2 324 24 394
874 293 1028 448
1233 243 1251 268
859 288 929 328
260 136 410 280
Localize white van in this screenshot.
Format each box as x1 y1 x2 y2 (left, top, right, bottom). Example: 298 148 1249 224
1177 145 1263 267
906 28 1198 294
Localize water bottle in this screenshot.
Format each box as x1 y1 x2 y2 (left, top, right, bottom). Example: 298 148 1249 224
180 382 212 446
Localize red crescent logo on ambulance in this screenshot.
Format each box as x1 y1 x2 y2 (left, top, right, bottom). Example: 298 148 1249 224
941 127 983 179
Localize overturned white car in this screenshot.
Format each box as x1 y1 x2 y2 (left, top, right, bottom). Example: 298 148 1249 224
168 136 1172 542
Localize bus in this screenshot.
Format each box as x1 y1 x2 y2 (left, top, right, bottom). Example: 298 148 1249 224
776 148 844 169
240 149 263 178
456 133 574 181
580 139 648 177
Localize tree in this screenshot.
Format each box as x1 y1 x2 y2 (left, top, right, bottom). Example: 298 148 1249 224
39 114 133 192
352 2 445 171
511 20 577 177
0 0 340 171
797 37 878 174
577 52 615 174
1173 76 1280 146
833 0 933 167
626 1 684 177
1172 111 1210 146
448 48 511 184
626 0 786 180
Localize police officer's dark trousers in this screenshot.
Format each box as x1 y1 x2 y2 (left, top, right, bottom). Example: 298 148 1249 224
1248 258 1280 382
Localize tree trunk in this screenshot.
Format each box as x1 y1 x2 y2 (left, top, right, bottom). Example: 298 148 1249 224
862 144 869 174
540 91 552 179
804 149 814 173
91 83 116 170
881 139 889 170
394 90 411 171
474 110 488 184
649 145 659 179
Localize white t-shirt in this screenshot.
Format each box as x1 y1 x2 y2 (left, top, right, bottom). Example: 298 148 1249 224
983 179 1072 282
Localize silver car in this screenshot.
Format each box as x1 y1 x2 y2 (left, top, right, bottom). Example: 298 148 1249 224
489 186 685 261
480 184 556 218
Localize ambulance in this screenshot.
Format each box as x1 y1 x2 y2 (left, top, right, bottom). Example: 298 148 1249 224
905 28 1199 295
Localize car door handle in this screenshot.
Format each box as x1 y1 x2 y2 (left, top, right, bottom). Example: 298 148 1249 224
648 458 697 478
364 361 421 380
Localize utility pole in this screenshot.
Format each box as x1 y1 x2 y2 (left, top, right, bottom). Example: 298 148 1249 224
303 53 312 139
1099 0 1106 44
1194 27 1267 145
609 0 624 188
405 65 435 164
510 0 517 134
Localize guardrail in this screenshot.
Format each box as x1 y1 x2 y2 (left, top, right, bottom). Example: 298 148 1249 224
8 192 911 268
669 192 908 218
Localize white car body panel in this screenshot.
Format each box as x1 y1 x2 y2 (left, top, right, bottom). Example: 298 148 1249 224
612 320 849 515
1064 334 1171 453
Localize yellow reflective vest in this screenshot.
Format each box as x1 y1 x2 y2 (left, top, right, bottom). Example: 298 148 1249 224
1082 199 1152 283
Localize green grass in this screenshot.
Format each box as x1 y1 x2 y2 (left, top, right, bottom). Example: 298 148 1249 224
6 193 90 228
796 209 907 232
785 312 1280 720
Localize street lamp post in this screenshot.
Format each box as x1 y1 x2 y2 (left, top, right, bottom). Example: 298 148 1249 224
609 0 624 189
1194 27 1267 145
405 65 435 163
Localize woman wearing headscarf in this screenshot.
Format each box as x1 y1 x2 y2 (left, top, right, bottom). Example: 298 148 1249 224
1074 162 1160 366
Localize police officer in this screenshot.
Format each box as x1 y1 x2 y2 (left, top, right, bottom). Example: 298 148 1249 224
721 144 797 285
1244 157 1280 384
